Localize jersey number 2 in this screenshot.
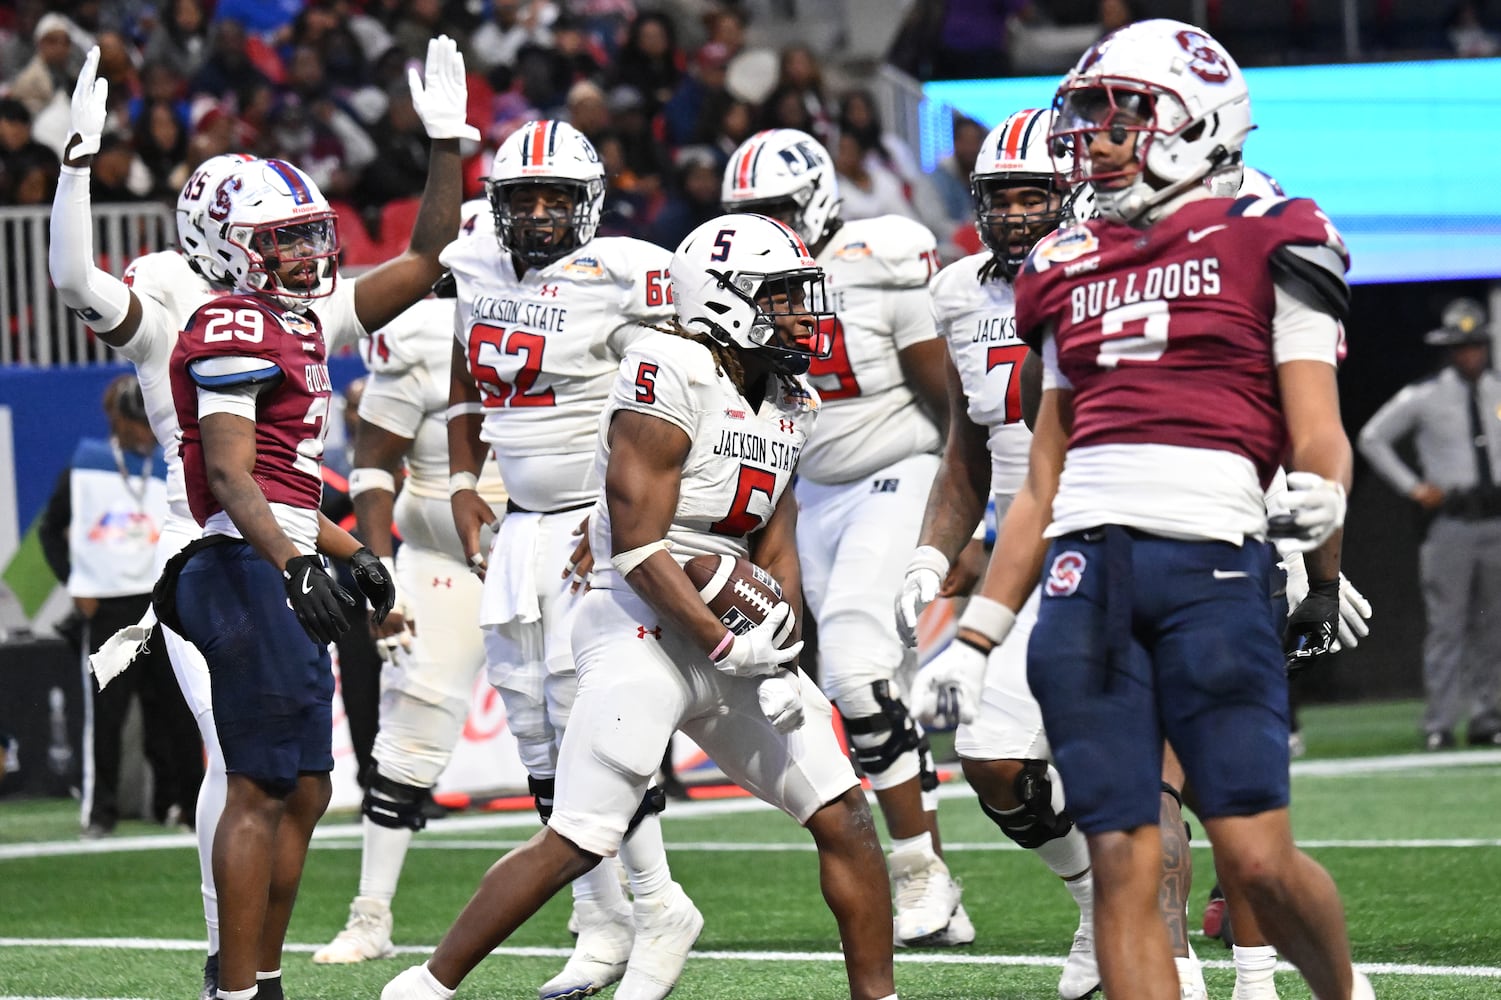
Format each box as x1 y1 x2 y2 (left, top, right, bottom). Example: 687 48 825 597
469 324 557 408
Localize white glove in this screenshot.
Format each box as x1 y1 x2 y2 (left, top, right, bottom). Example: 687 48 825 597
909 639 988 729
1269 472 1346 556
409 35 480 141
1281 551 1310 611
757 671 805 734
66 46 108 160
895 545 948 649
1335 573 1372 651
714 602 802 678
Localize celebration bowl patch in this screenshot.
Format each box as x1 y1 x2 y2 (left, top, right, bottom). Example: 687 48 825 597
1038 226 1099 264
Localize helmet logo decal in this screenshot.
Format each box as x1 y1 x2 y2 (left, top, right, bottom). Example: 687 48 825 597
775 140 824 176
206 175 242 222
1175 30 1231 84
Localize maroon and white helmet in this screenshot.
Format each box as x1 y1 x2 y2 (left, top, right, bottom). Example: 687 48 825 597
176 152 256 285
204 158 339 311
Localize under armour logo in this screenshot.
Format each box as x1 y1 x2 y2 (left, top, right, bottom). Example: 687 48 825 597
778 419 794 433
636 625 662 640
539 284 560 297
433 577 452 588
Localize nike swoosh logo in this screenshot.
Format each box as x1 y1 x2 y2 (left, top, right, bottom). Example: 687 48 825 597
1212 569 1248 580
301 569 314 594
1187 225 1227 243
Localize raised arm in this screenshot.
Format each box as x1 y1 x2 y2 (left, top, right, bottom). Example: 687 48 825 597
350 36 476 333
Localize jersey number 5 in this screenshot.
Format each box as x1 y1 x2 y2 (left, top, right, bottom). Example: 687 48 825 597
711 465 776 536
469 324 557 408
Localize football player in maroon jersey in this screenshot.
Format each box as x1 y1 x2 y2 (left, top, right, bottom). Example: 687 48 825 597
930 20 1372 1000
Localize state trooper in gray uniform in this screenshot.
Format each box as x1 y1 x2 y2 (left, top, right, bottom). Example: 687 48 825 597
1358 298 1501 749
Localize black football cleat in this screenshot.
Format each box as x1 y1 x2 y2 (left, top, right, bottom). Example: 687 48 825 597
200 953 218 1000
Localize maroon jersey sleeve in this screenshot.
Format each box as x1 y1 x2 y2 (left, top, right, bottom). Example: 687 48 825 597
170 295 333 526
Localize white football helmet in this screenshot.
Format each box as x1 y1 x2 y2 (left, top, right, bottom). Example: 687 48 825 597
486 120 605 267
671 213 834 376
176 152 256 285
203 157 339 311
1051 19 1252 224
971 108 1076 278
720 129 841 249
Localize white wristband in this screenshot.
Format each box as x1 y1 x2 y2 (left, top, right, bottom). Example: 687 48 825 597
348 467 397 498
907 544 950 577
448 471 479 496
957 596 1017 645
446 401 485 422
610 539 673 577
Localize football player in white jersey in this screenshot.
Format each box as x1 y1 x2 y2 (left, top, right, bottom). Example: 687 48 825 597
47 38 476 1000
901 107 1105 1000
721 128 967 946
384 212 898 1000
314 199 514 966
443 120 695 1000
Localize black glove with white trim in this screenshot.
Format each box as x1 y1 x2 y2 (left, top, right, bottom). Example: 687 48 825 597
283 555 358 644
1284 578 1339 672
349 547 396 623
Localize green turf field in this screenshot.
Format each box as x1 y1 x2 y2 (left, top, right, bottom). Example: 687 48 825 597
1 699 1498 999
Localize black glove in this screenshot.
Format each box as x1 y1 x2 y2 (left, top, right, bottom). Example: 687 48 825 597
283 555 358 644
349 547 396 624
1284 578 1339 672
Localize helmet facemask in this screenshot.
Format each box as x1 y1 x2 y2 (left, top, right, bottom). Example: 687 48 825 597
973 176 1067 279
229 213 340 311
697 265 834 376
488 178 603 268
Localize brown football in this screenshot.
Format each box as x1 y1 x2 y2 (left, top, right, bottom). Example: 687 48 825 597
683 553 796 647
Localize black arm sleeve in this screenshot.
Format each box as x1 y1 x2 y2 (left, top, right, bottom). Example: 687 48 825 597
38 467 73 584
1270 243 1350 322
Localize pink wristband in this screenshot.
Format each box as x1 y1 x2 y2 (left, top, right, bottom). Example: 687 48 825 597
709 629 735 662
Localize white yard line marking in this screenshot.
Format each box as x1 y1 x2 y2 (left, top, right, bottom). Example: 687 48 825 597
0 937 1495 979
295 837 1501 854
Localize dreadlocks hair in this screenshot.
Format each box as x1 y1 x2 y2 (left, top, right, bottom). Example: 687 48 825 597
649 318 759 395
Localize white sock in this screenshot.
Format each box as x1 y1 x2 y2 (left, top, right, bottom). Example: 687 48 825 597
202 887 220 956
195 739 226 955
1175 954 1206 996
1062 870 1094 919
217 988 256 1000
417 963 457 999
359 815 416 903
890 831 934 857
1234 944 1278 982
1035 826 1091 881
619 812 671 900
572 854 628 906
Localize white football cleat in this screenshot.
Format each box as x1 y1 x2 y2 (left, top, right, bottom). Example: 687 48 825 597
1351 970 1376 1000
1057 913 1100 999
890 847 961 946
382 964 451 999
314 896 396 964
1232 976 1282 1000
1176 954 1208 1000
615 881 705 1000
539 898 634 1000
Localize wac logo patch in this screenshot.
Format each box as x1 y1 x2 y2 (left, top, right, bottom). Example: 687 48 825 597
1044 550 1087 597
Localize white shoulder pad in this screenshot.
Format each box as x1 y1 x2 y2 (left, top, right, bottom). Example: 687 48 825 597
125 251 211 315
592 237 673 279
824 216 938 289
365 298 458 377
438 231 492 277
458 197 494 239
928 251 989 299
629 331 722 386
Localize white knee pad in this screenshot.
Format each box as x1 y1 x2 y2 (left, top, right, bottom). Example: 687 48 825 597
372 689 470 788
495 684 556 775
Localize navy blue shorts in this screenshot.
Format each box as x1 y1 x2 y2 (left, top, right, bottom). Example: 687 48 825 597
174 540 334 792
1026 527 1290 835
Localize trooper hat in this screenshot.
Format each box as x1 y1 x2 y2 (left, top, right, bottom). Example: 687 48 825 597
1424 298 1493 347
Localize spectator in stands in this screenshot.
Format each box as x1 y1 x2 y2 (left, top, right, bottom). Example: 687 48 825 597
833 129 917 223
703 94 756 160
760 84 816 135
1097 0 1142 38
932 115 984 227
190 19 270 112
703 4 747 57
610 84 670 189
611 11 683 117
210 0 306 38
1448 0 1501 56
2 143 59 204
838 88 948 235
143 0 211 80
391 0 466 63
38 374 203 839
662 40 729 146
93 31 140 116
471 0 558 75
774 44 832 144
358 81 432 208
648 144 723 249
564 78 611 142
929 0 1035 80
131 99 188 197
89 133 148 202
129 62 190 132
10 13 82 117
0 98 59 204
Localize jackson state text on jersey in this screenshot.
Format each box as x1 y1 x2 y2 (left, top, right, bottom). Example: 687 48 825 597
1016 196 1349 489
170 295 333 525
929 251 1032 499
586 333 819 591
441 234 674 511
800 215 943 484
